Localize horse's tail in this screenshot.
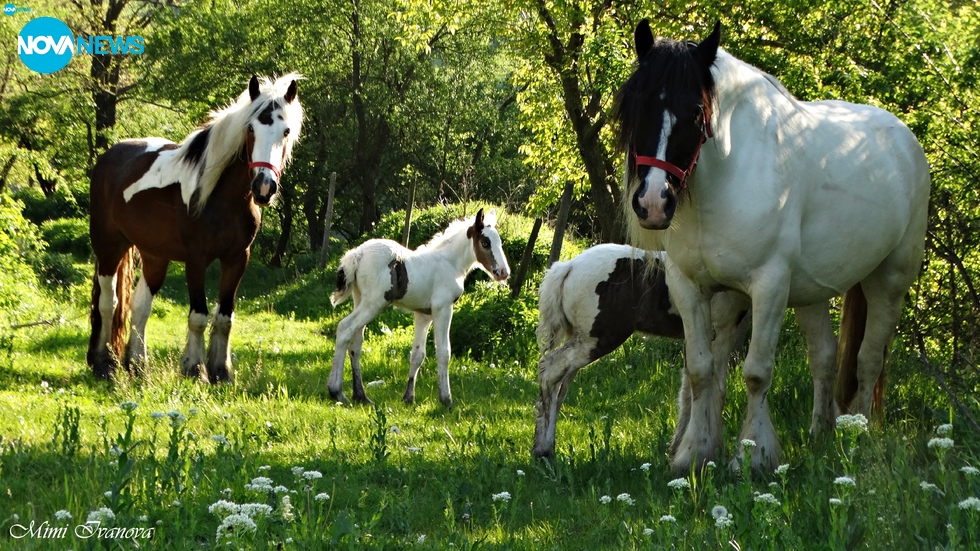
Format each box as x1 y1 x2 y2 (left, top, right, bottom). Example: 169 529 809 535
835 283 884 418
536 259 574 352
87 248 135 367
330 248 362 306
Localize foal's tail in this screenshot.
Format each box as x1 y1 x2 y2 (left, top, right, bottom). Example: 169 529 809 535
536 259 574 353
835 284 885 419
87 247 135 368
330 248 362 306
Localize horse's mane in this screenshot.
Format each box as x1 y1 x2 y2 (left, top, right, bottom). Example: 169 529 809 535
177 73 304 213
613 37 716 179
419 211 497 251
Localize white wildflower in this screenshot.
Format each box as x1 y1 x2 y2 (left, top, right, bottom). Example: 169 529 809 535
516 469 525 477
245 477 275 493
239 503 273 518
188 408 198 416
829 498 843 506
754 493 780 506
417 534 426 543
301 470 322 481
775 464 789 475
706 461 716 468
119 401 138 412
258 465 271 472
54 510 72 520
274 485 289 494
87 507 115 523
138 515 148 522
928 437 954 450
961 466 979 476
958 497 980 512
103 491 112 498
741 439 757 448
640 463 651 472
617 493 635 506
712 505 729 520
715 514 734 529
920 481 938 492
643 527 654 536
291 466 305 476
660 515 676 523
314 493 330 502
172 500 181 507
150 412 165 420
936 424 953 436
209 500 241 517
834 476 856 487
366 380 384 387
492 491 511 503
667 478 691 491
221 488 233 498
836 414 869 432
599 495 612 504
211 435 230 446
215 513 257 542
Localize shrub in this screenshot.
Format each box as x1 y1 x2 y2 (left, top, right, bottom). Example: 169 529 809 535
451 284 538 361
41 218 91 259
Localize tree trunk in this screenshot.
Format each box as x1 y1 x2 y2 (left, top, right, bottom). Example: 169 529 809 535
548 181 574 267
318 172 338 271
402 177 417 247
0 154 16 194
511 217 542 298
269 187 293 268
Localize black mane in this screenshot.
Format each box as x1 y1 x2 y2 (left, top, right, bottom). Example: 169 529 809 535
613 37 716 167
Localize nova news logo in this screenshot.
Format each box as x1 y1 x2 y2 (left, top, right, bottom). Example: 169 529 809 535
4 4 31 16
16 16 144 74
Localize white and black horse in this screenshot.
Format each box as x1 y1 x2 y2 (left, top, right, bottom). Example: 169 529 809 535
330 209 510 407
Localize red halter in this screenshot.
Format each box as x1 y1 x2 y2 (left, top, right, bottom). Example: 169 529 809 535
633 112 714 190
244 137 283 179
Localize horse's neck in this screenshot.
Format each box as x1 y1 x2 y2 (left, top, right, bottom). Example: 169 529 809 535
210 147 253 208
428 231 476 277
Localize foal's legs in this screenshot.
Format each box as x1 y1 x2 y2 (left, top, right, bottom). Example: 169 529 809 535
207 253 249 384
329 290 386 404
532 334 600 458
431 305 454 407
403 311 433 404
793 301 839 435
182 258 210 383
348 320 372 405
125 252 169 375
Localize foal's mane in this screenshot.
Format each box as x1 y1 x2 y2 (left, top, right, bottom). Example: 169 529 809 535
178 73 303 213
613 37 716 179
419 218 475 251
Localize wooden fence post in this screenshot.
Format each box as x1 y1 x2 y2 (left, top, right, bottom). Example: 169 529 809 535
402 177 417 247
317 172 337 271
510 217 542 299
548 181 574 268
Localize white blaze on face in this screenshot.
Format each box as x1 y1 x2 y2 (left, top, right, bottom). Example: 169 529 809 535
487 228 510 281
635 107 677 227
250 107 289 189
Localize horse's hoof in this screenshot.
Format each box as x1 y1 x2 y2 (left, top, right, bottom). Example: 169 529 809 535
439 396 453 408
402 393 415 405
208 366 234 385
352 394 374 406
532 446 554 460
329 389 350 405
182 362 209 384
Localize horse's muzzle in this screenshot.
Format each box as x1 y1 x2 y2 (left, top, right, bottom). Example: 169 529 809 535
633 180 675 229
492 266 510 281
251 174 278 206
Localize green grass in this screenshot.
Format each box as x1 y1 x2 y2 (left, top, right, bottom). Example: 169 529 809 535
1 246 980 549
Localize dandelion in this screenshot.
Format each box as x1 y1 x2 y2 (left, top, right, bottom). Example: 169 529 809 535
712 505 729 520
754 493 780 506
961 466 979 476
492 491 512 503
599 495 612 504
667 478 691 491
775 464 789 475
209 500 241 517
920 481 938 492
55 510 72 521
958 497 980 512
640 463 651 471
314 493 330 502
617 493 635 506
741 439 757 448
211 435 230 446
936 424 953 436
643 527 655 536
836 414 869 432
150 412 165 420
301 470 322 481
660 515 676 523
928 437 954 450
834 476 856 487
119 401 138 412
257 466 271 472
87 507 115 523
829 498 843 506
215 513 257 542
517 470 525 477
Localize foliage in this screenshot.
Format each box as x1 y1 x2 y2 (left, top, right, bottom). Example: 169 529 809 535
40 218 91 259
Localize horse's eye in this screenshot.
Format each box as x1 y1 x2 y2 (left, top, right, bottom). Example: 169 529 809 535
284 128 290 138
481 237 490 248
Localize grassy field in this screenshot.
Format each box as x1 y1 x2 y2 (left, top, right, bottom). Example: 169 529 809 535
1 216 980 549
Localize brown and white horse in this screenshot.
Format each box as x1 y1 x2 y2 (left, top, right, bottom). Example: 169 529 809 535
329 209 510 407
88 74 303 382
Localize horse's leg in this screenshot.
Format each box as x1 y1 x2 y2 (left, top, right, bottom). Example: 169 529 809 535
532 335 595 458
329 291 384 404
403 311 433 404
431 304 454 407
181 258 210 383
88 243 132 380
793 301 839 435
206 253 248 384
348 320 372 405
736 270 791 474
846 276 905 416
125 252 169 377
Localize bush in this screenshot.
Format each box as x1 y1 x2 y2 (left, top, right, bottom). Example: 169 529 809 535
40 218 91 259
38 252 89 289
13 186 85 225
451 283 538 362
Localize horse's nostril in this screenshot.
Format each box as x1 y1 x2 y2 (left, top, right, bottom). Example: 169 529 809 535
632 192 648 219
664 190 676 218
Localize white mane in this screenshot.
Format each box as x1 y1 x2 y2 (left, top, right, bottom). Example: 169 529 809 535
419 210 497 251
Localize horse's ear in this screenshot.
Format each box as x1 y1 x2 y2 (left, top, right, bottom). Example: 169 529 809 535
484 208 497 226
696 21 721 69
248 75 260 101
634 19 654 60
284 80 298 104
